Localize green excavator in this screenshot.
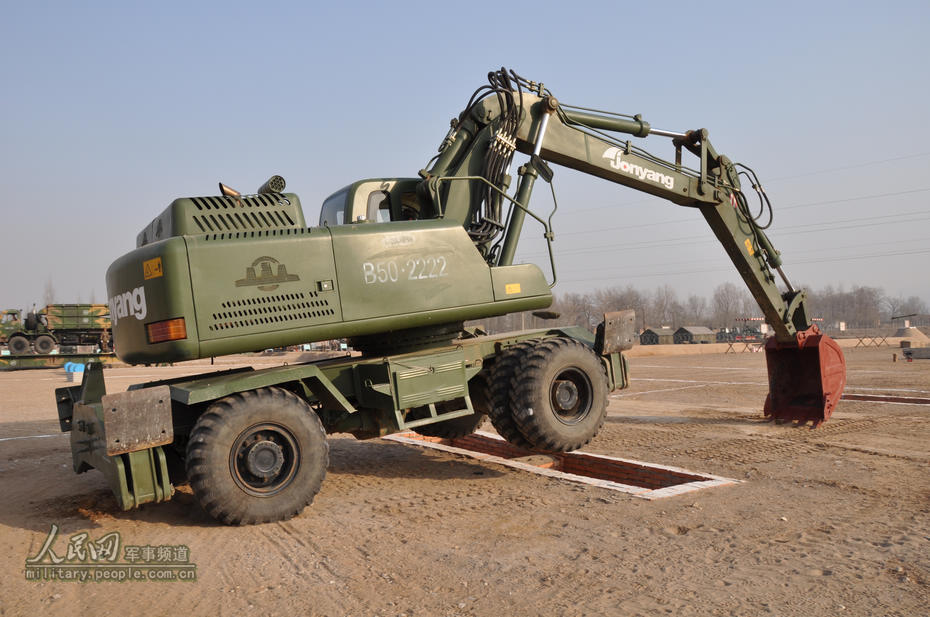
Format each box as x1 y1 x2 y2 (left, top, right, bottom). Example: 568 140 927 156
57 68 846 524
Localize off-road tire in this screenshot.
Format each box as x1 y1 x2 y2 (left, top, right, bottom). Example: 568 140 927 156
488 341 538 449
413 372 491 439
7 336 29 355
34 335 56 355
510 337 608 452
186 387 328 525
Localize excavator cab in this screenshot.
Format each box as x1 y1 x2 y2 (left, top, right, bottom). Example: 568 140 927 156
319 178 431 226
763 326 847 427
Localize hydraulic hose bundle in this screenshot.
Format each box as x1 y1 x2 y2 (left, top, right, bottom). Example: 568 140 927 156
457 68 526 245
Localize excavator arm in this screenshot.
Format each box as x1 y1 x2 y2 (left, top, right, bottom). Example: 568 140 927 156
421 69 846 425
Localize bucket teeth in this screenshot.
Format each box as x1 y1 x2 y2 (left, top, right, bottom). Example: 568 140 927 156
764 413 823 429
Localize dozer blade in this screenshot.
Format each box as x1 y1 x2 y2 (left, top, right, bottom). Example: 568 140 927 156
763 326 846 427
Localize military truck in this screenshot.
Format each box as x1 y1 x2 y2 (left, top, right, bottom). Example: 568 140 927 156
2 304 111 354
56 69 847 525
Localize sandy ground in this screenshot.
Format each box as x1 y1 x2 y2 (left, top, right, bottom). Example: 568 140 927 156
0 347 927 616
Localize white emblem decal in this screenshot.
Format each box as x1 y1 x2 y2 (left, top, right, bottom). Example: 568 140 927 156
108 287 147 325
603 147 675 190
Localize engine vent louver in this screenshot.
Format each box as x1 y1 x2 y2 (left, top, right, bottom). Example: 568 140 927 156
136 192 306 248
190 194 297 233
208 291 336 332
203 228 311 241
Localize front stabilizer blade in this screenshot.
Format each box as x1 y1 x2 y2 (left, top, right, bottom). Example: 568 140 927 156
763 326 847 427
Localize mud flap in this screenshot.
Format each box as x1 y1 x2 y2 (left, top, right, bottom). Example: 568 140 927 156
596 310 636 355
763 326 847 427
595 310 634 392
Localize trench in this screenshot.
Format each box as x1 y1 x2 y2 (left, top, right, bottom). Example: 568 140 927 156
384 431 739 499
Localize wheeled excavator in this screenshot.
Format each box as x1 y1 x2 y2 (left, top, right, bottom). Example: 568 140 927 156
56 69 847 524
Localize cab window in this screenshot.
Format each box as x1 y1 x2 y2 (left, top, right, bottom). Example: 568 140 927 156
320 189 347 226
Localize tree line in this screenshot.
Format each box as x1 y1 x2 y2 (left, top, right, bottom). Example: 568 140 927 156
477 283 928 334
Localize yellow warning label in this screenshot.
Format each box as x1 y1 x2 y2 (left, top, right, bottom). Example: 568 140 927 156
505 283 521 295
744 238 755 256
144 257 164 280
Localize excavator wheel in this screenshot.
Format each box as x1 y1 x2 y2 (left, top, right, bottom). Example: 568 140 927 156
510 337 608 452
186 387 329 525
413 372 491 439
7 336 30 355
34 335 57 355
488 341 538 449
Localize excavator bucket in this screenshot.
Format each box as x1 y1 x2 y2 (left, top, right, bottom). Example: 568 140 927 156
763 326 847 427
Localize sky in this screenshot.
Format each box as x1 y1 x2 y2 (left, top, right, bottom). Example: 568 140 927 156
1 1 928 312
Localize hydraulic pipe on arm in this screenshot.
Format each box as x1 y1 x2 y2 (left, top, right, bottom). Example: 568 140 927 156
497 97 557 266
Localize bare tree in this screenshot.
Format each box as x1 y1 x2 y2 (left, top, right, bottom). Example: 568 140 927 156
648 285 683 328
882 295 903 321
43 276 56 307
849 286 883 328
502 280 926 338
809 285 881 329
882 294 928 320
556 292 599 330
711 282 742 328
900 296 928 315
592 285 648 331
806 284 843 327
684 294 709 325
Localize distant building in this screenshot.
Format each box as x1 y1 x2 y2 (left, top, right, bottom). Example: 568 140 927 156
640 327 676 345
716 326 763 343
674 326 715 344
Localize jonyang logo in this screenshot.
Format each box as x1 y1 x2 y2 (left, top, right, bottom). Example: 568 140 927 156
603 147 675 190
108 287 147 325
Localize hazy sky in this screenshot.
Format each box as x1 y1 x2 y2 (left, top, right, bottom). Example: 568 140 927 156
2 1 928 311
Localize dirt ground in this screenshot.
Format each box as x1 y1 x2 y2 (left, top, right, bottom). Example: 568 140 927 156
0 347 927 616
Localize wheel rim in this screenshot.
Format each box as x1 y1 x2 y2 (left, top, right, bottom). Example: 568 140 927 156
229 423 300 497
549 367 593 425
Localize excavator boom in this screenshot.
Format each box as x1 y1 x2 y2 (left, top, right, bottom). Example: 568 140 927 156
422 69 846 425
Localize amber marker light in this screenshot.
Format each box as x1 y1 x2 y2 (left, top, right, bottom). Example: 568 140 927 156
146 318 187 343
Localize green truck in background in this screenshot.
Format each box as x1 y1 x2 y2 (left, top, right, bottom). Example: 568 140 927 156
1 304 111 355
